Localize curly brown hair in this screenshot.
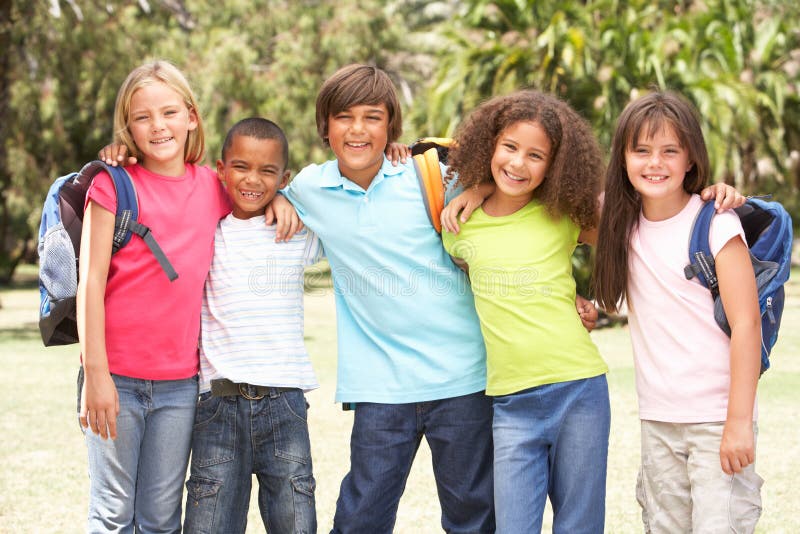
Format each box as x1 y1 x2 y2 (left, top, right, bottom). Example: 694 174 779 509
446 90 603 229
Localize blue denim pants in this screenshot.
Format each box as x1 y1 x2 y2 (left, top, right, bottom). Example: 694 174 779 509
492 375 610 534
80 370 197 534
183 387 316 534
331 391 495 534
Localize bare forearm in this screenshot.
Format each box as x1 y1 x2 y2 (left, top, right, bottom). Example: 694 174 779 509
726 324 761 424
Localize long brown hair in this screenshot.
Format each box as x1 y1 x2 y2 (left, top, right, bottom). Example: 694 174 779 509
447 90 602 229
593 90 710 313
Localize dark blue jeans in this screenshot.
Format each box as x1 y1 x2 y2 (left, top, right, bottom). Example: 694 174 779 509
183 388 316 534
332 391 495 534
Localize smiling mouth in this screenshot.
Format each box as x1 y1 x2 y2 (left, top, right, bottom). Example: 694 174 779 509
346 142 369 149
503 169 527 182
151 137 174 145
643 175 668 182
240 190 264 200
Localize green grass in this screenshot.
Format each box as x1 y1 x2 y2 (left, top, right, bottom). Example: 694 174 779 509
1 267 798 532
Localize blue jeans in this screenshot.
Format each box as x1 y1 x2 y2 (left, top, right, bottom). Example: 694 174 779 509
332 391 494 534
81 371 197 534
492 375 610 534
183 387 316 534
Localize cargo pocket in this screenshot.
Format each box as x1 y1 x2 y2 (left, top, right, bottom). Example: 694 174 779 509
184 477 222 534
291 474 317 534
191 394 236 467
728 470 764 534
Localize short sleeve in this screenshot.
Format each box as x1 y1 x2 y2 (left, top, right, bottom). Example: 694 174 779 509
85 170 117 214
303 230 324 266
281 168 311 218
213 179 232 219
709 209 746 257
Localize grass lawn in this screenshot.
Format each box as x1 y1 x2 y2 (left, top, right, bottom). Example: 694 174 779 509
1 264 798 533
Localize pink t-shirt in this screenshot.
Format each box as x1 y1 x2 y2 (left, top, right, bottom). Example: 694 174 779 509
85 163 229 380
627 194 751 423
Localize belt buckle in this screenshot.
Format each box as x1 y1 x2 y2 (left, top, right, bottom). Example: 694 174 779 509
238 383 265 400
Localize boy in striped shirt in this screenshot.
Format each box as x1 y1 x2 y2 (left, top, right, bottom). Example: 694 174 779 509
183 118 322 534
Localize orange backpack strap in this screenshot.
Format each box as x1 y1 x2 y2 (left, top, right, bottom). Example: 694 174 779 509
412 147 445 233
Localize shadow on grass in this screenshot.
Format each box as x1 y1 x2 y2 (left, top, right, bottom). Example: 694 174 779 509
0 323 42 342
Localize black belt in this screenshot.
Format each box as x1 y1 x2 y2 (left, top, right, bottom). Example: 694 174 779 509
210 379 296 400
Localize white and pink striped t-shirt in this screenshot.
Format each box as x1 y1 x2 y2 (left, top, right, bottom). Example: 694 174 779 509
626 194 753 423
198 214 323 393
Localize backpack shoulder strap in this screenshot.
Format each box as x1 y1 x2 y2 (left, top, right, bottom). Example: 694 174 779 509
78 161 178 281
412 147 445 233
683 200 719 296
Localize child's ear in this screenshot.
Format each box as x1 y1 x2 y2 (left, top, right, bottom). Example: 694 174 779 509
686 161 694 173
187 107 199 132
216 160 226 184
278 169 290 189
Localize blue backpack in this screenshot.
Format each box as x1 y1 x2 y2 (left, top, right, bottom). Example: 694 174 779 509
684 197 793 375
37 161 178 346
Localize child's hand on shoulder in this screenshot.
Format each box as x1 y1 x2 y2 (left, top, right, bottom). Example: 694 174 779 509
385 142 409 165
99 143 138 167
720 418 755 474
442 184 494 234
265 194 304 242
700 183 746 212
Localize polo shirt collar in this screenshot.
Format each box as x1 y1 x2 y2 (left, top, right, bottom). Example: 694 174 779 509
318 156 406 192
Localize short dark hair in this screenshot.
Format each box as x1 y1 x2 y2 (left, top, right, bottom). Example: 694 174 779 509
221 117 289 168
315 64 402 146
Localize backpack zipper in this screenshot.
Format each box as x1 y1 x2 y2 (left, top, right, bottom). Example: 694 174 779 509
766 296 775 324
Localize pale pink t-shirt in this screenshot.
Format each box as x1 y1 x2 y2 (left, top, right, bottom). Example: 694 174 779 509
85 163 229 380
627 194 750 423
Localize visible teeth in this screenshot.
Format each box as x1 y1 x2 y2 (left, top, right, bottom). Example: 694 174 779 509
240 191 263 200
505 170 525 182
645 175 667 182
151 137 173 144
348 142 367 148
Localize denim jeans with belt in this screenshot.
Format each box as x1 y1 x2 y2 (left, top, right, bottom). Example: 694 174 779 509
183 386 316 534
331 391 495 534
492 374 610 534
81 370 198 534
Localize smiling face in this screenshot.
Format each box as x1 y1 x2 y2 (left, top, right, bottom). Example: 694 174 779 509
217 135 290 219
625 121 694 220
127 82 198 176
326 103 389 189
487 120 552 215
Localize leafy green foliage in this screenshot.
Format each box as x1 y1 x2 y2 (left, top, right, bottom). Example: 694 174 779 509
2 0 798 283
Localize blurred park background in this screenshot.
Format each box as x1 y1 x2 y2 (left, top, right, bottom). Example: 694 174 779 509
1 0 800 284
2 0 800 532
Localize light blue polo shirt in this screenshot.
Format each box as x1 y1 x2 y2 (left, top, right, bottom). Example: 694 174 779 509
282 156 486 403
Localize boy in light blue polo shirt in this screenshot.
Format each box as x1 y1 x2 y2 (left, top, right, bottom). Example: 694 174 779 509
278 64 494 533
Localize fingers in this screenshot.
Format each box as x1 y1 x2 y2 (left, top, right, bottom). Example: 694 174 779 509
264 204 276 226
98 144 133 167
460 200 480 223
440 206 461 234
720 447 754 475
386 143 410 165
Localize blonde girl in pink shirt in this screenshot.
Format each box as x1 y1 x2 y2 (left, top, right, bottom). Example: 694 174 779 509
594 90 763 533
77 60 231 532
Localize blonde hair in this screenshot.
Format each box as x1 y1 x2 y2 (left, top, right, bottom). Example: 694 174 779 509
112 60 205 163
